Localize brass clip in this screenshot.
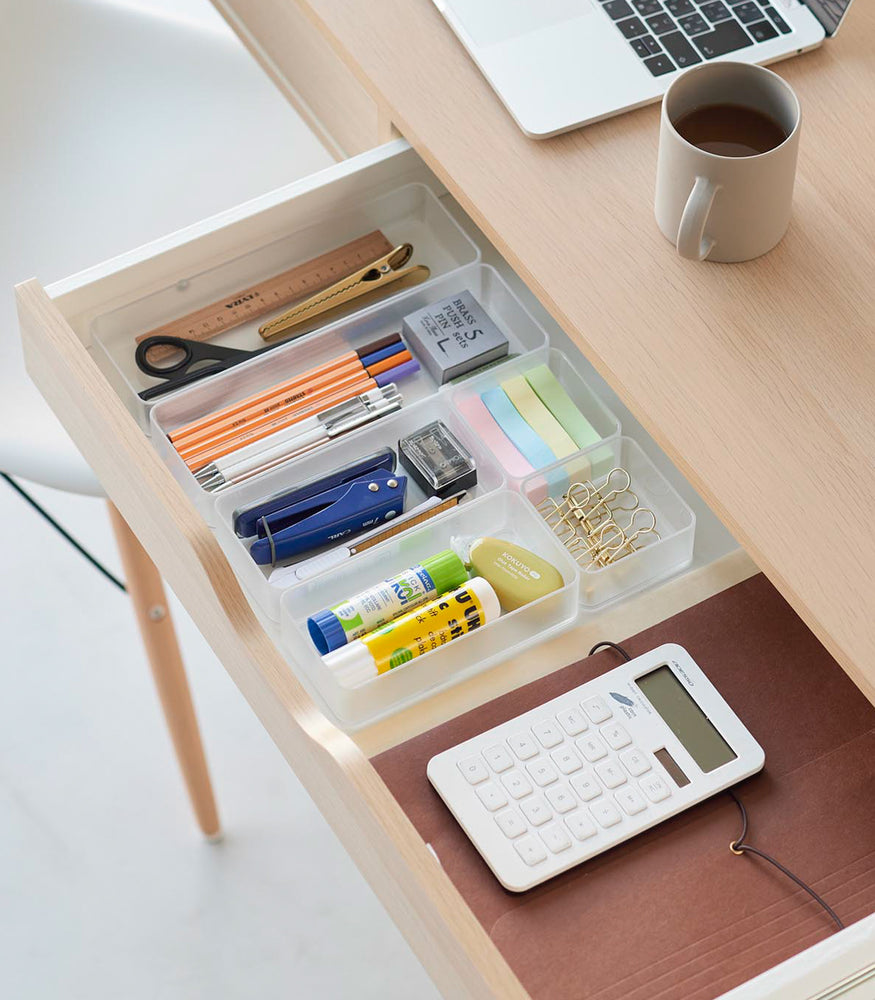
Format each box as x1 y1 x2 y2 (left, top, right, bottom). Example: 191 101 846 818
259 244 430 342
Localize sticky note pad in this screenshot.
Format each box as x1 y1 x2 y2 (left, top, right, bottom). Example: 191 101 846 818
456 395 534 480
501 375 579 458
524 365 601 449
481 387 557 471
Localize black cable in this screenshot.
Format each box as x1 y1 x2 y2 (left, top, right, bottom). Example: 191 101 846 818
588 640 633 661
728 789 844 931
591 639 844 934
1 472 127 593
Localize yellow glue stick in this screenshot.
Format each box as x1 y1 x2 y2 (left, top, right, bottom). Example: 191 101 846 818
322 577 500 689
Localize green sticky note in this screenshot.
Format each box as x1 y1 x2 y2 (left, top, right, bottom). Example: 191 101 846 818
525 365 601 449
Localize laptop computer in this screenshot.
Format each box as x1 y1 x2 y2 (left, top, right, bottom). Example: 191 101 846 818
431 0 854 137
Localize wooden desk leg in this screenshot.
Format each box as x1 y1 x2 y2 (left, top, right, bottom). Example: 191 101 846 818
107 503 221 840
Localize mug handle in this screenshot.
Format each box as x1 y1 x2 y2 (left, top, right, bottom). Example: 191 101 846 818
677 176 719 261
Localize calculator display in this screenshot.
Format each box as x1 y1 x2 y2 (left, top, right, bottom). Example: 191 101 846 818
637 666 737 772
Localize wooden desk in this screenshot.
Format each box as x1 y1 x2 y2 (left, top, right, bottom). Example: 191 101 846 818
276 0 875 700
16 3 875 997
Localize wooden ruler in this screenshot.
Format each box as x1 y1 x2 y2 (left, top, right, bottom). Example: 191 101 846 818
135 229 393 351
350 493 465 554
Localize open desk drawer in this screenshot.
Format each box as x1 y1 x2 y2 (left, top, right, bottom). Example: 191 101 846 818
15 138 873 999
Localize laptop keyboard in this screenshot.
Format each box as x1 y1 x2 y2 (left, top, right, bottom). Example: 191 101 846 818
599 0 792 77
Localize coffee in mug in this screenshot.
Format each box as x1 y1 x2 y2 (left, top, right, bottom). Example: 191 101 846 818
655 63 801 263
673 103 788 158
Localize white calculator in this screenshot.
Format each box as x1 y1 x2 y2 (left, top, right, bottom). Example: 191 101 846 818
427 644 765 892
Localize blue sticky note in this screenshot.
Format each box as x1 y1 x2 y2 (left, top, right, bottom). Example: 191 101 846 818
481 387 570 492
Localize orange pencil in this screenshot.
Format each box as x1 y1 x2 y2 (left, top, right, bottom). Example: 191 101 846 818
169 333 402 443
177 370 374 465
185 378 377 471
174 361 365 455
175 349 412 457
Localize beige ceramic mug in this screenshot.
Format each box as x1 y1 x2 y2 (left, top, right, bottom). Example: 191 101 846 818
655 62 801 263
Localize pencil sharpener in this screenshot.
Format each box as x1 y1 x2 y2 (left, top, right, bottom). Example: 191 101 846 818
398 421 477 499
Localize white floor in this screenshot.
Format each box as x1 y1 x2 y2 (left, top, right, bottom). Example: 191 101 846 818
0 1 439 997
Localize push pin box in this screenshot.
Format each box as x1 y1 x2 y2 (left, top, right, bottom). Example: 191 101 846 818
401 290 509 383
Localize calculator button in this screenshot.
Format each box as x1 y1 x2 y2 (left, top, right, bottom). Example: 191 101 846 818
532 719 564 749
540 823 572 854
520 796 553 827
514 835 548 866
600 722 632 750
565 811 598 841
620 747 651 777
545 785 577 814
570 771 603 802
615 786 648 816
590 799 623 828
495 809 527 839
550 746 583 775
581 696 612 724
508 732 540 761
475 782 508 812
458 756 489 784
595 760 627 789
576 733 608 762
640 774 672 802
482 744 514 773
556 708 588 737
501 770 533 800
526 759 559 787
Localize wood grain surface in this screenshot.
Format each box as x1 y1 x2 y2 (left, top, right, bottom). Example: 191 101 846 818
271 0 875 703
211 0 393 158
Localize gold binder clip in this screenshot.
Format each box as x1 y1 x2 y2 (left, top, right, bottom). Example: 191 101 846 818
536 467 660 571
258 244 430 342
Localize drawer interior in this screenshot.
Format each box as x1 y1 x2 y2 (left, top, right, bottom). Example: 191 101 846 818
44 140 737 730
91 181 480 429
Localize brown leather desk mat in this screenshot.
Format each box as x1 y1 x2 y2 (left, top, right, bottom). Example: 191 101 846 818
372 575 875 1000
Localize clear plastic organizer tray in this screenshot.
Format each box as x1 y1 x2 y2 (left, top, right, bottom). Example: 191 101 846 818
450 348 621 486
213 391 508 622
90 182 481 429
150 263 553 521
521 436 696 609
278 490 581 729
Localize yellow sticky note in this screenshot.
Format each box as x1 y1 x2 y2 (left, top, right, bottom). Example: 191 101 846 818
501 375 579 458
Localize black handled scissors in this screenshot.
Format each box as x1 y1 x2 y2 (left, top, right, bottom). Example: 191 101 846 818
135 336 277 401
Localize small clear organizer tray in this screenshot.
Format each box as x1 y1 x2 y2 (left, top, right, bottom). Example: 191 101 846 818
282 491 581 727
97 181 696 729
90 182 481 430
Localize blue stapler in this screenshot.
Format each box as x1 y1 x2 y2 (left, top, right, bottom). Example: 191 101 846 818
233 449 396 537
249 468 407 565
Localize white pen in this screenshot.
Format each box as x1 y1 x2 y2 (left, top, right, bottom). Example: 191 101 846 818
268 494 449 586
198 386 402 491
